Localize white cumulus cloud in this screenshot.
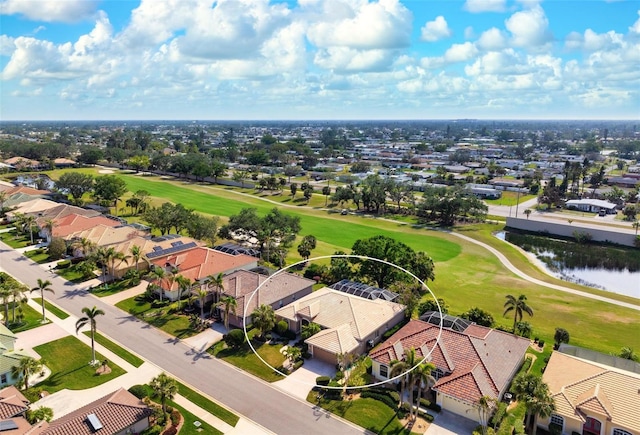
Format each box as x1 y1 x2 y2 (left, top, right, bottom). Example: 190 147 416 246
477 28 507 51
505 5 553 50
464 0 506 13
0 0 99 22
420 16 452 42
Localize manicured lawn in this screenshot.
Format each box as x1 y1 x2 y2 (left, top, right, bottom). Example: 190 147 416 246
308 394 417 435
8 302 46 333
32 297 69 320
115 296 199 338
210 340 285 383
175 381 239 427
23 248 50 264
89 278 140 297
56 264 95 283
484 192 536 206
528 344 553 376
166 400 222 435
33 336 126 393
0 231 35 248
53 169 640 357
83 331 144 368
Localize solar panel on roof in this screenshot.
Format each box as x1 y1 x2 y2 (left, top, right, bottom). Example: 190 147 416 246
0 420 18 431
146 241 197 259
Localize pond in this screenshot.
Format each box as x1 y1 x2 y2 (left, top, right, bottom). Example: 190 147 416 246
14 174 55 190
495 231 640 298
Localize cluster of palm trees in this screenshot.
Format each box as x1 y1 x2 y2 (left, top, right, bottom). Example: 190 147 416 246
0 274 29 326
389 348 436 423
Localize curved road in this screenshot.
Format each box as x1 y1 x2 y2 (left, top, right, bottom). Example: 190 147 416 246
0 242 365 435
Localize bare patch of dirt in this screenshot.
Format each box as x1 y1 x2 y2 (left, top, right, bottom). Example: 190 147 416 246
95 365 112 376
399 416 431 434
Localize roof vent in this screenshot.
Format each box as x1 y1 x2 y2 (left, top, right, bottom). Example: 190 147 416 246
87 413 103 432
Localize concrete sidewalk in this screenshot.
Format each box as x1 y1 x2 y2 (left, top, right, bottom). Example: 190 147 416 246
14 285 269 433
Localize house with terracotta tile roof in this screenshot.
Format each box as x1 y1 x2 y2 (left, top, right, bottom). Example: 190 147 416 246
66 225 146 250
275 287 406 364
52 214 120 241
2 157 40 171
214 270 314 329
0 385 31 435
369 316 530 420
149 247 258 301
541 351 640 435
30 388 151 435
107 235 203 278
5 199 59 221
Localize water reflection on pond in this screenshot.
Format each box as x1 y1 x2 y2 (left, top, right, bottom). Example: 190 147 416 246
495 231 640 298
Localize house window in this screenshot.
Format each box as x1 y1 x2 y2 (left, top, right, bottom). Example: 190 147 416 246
0 374 6 384
431 368 445 380
612 430 632 435
380 365 388 378
549 414 563 433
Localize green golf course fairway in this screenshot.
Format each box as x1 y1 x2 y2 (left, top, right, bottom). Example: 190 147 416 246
41 169 640 356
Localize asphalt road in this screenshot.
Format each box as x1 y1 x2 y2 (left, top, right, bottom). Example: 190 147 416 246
0 242 365 435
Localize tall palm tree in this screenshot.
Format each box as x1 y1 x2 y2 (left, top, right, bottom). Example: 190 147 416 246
71 237 95 258
110 251 130 279
30 279 54 323
11 356 43 389
503 294 534 333
390 347 420 411
10 284 27 323
470 395 497 435
92 247 113 288
197 289 208 319
150 373 178 415
251 304 276 339
23 214 36 244
512 373 555 435
42 218 55 242
75 306 105 365
216 295 237 331
411 362 436 421
0 286 12 326
148 266 167 302
129 245 142 272
174 275 192 311
205 273 225 310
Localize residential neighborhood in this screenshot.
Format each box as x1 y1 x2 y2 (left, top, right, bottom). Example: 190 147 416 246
0 119 637 435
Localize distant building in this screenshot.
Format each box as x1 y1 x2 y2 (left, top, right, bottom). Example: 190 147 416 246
565 199 617 214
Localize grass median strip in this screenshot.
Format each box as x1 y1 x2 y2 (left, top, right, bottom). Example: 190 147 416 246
32 297 69 320
167 400 223 435
82 331 144 368
175 381 239 427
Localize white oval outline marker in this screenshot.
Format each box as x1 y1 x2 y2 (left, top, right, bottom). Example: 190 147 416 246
242 254 443 390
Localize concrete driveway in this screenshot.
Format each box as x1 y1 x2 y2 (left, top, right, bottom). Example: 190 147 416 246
273 358 335 400
426 410 478 435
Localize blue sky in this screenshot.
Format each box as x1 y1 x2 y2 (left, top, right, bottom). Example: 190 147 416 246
1 0 638 121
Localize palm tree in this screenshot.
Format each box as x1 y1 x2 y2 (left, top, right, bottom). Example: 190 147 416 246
23 214 36 244
75 306 105 365
512 373 555 435
205 273 225 310
11 356 43 389
411 362 436 421
470 395 497 435
251 304 276 339
503 294 534 333
197 289 208 319
390 347 420 410
174 275 192 311
10 284 27 323
110 250 130 279
71 237 95 258
30 279 54 323
619 347 638 361
42 218 55 242
0 286 13 326
301 322 321 340
92 247 114 288
150 372 178 415
216 295 237 331
524 209 532 220
0 191 7 216
148 266 166 302
130 245 142 272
